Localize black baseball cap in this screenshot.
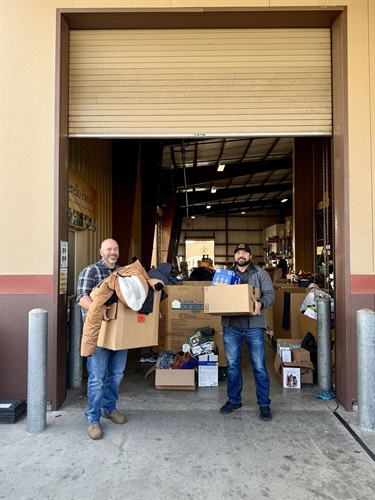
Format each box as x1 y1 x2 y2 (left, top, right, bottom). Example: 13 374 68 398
234 243 251 254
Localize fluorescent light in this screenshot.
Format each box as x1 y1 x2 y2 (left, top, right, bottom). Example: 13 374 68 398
211 187 217 193
191 216 195 219
217 164 225 172
206 205 211 209
281 198 288 203
241 212 246 215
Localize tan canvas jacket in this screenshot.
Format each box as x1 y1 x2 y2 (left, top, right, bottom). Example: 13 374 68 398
81 260 152 357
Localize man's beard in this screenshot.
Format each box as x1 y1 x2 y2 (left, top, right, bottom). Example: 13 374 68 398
107 257 118 264
236 257 250 267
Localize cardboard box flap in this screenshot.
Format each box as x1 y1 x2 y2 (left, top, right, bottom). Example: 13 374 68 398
282 361 314 370
274 353 282 374
274 353 314 374
144 365 156 378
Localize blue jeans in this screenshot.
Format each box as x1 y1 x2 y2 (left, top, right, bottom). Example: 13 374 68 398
223 326 271 407
85 346 128 424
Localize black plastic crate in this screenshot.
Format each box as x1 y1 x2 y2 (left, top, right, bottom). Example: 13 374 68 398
0 399 27 424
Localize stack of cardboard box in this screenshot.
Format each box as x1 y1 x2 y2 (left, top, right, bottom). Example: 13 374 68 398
158 282 222 353
274 338 314 387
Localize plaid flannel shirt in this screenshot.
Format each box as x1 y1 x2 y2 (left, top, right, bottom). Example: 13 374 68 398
77 260 119 321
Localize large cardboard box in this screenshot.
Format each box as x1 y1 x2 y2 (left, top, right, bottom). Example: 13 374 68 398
299 313 335 341
274 352 314 385
292 347 311 363
272 288 308 340
159 283 222 352
97 291 161 350
198 354 219 387
155 369 196 390
204 284 260 315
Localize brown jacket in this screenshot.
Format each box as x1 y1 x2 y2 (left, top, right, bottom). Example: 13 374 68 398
81 260 151 357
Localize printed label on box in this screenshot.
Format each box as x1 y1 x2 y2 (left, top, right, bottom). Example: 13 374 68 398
283 367 301 389
171 299 204 311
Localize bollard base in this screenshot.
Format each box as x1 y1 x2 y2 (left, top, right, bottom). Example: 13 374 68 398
0 399 27 424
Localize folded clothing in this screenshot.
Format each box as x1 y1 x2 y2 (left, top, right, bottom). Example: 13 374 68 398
156 350 174 369
314 390 336 400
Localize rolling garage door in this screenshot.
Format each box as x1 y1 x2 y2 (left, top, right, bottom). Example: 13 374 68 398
69 28 332 137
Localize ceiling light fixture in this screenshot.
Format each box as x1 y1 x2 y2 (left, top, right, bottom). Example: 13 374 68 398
211 187 217 193
191 215 195 219
241 211 246 215
281 198 288 203
206 205 211 209
217 164 225 172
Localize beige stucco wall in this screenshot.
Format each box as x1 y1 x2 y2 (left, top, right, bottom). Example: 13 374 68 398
1 0 374 275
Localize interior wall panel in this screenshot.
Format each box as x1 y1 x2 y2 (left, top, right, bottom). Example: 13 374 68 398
69 138 112 268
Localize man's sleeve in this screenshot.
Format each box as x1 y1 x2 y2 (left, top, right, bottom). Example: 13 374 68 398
259 270 275 308
76 266 96 302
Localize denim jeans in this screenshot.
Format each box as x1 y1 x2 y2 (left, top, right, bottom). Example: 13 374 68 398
223 326 271 407
85 346 128 424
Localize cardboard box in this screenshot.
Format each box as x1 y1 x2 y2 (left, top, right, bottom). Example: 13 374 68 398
97 291 161 350
150 368 196 390
272 288 308 340
204 284 260 316
299 313 318 339
158 283 222 352
292 347 311 363
274 352 314 385
191 341 215 356
198 366 218 387
198 354 219 387
299 313 335 341
211 269 241 286
277 339 303 357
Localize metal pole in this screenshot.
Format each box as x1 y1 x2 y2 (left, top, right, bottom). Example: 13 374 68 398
357 308 375 430
317 297 331 391
27 308 48 434
69 299 83 389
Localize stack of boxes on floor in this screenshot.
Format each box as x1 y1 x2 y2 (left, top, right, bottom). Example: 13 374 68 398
273 339 314 388
155 281 224 390
153 271 260 390
266 283 335 387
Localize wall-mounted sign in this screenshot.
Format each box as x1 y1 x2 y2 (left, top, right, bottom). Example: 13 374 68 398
60 241 68 268
68 172 97 231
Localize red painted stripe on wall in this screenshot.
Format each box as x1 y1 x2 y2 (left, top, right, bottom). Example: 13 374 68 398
0 275 54 295
351 275 375 294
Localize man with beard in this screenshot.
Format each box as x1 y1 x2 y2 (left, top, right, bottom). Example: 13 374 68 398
77 238 128 440
220 244 275 421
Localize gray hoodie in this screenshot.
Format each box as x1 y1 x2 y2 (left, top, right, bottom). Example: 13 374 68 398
221 263 275 329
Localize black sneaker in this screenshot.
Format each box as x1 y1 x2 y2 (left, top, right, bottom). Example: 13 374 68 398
259 406 272 421
220 401 242 414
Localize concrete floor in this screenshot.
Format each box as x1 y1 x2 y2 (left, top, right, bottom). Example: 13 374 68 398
1 341 375 500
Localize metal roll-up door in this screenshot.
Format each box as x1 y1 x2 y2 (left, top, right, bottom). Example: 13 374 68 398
69 28 331 138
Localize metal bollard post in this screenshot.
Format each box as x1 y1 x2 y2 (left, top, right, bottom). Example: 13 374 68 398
27 308 48 433
357 308 375 430
317 297 332 391
68 300 83 389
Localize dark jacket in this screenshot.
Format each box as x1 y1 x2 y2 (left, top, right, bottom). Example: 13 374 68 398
221 263 275 329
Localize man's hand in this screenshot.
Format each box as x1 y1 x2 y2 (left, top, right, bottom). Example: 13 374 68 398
102 305 111 321
148 278 164 291
253 300 262 316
